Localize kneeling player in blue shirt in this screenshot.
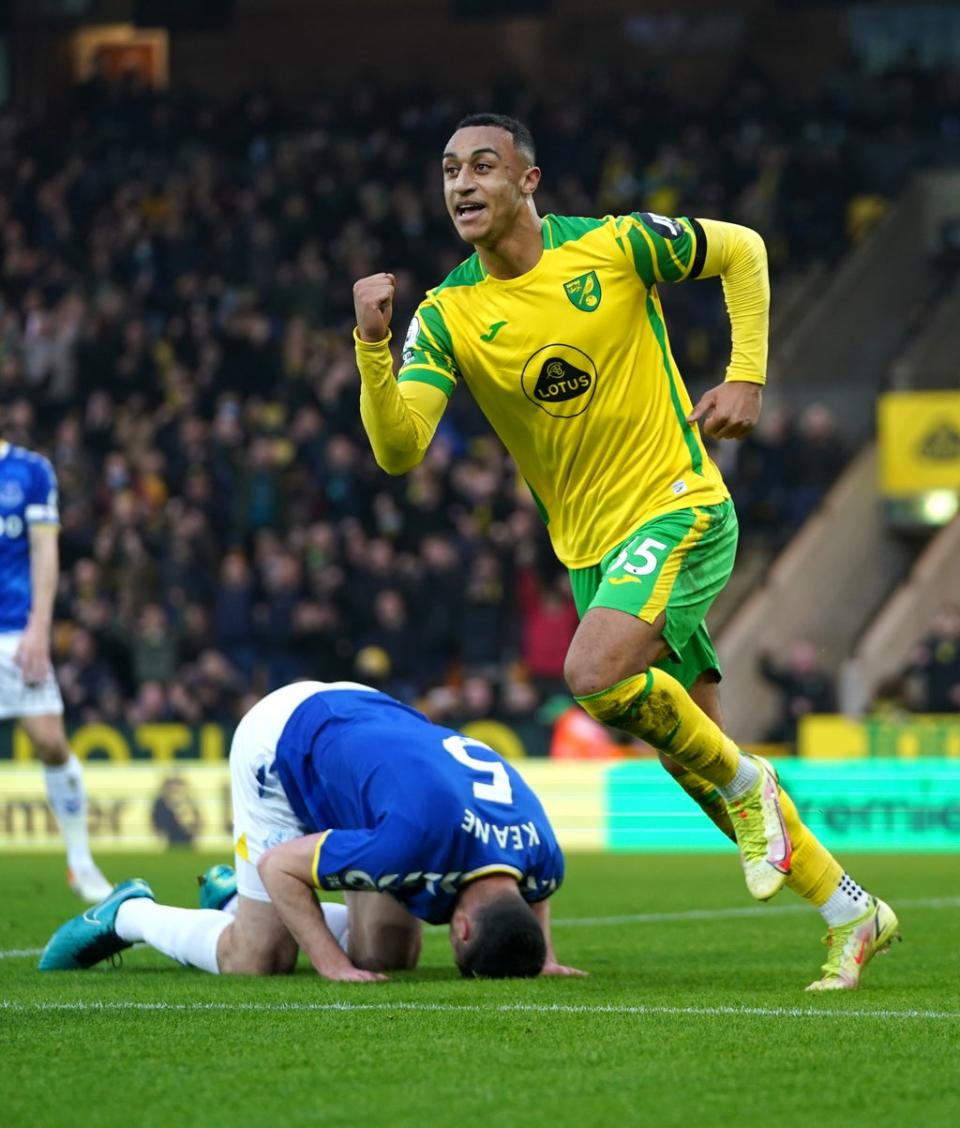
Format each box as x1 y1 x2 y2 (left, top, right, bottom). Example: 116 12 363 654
40 682 581 981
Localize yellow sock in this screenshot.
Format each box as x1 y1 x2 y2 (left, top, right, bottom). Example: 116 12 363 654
670 767 736 841
778 785 843 906
668 761 843 906
576 668 740 787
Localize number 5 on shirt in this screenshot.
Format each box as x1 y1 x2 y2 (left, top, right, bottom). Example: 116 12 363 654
443 735 514 806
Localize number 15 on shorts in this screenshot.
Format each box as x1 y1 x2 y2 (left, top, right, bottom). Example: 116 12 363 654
606 536 668 579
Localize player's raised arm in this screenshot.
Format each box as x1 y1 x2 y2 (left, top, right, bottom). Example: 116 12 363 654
353 273 451 475
257 834 387 982
684 218 769 438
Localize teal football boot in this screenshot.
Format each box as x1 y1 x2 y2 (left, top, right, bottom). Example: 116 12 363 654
198 863 237 911
38 878 155 971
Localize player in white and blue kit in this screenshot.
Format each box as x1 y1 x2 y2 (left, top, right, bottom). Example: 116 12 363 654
40 682 583 981
0 440 111 901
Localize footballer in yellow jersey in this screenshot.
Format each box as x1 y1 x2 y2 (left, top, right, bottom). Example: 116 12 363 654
395 210 737 569
353 114 899 988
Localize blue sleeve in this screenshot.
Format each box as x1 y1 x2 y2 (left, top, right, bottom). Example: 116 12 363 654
311 816 423 893
26 458 59 525
519 840 565 904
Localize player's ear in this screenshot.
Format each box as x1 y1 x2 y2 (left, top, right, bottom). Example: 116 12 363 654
451 908 471 944
520 165 541 197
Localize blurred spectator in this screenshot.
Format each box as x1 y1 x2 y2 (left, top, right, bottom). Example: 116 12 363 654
58 627 121 725
902 604 960 713
760 641 837 742
213 551 258 678
360 588 419 700
132 603 180 688
516 569 579 699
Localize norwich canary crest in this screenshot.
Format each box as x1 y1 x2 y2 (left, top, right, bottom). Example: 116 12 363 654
563 270 602 311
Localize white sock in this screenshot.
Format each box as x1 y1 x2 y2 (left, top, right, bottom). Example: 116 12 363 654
321 901 350 951
115 900 231 975
43 754 92 869
820 874 872 927
718 754 761 802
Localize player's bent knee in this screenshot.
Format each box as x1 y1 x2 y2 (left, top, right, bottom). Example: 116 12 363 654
21 717 69 764
216 906 298 976
350 924 421 972
217 936 297 976
563 652 652 703
573 674 652 727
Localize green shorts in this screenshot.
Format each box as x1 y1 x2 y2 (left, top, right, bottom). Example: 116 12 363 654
568 500 738 690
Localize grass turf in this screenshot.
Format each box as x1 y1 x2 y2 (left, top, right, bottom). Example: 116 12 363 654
2 853 958 1127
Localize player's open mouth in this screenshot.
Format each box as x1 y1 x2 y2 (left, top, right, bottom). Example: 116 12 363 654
456 203 485 219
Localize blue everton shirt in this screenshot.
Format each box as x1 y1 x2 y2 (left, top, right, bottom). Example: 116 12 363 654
0 443 59 632
273 688 564 924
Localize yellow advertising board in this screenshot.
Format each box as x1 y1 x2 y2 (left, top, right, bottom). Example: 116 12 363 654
0 762 605 853
878 390 960 494
799 714 960 759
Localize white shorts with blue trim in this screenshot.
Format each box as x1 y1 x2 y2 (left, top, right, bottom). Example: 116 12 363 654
230 680 376 902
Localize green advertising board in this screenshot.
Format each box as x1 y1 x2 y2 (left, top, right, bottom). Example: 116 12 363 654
607 758 960 853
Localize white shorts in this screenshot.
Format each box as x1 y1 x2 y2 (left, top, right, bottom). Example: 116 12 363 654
0 632 64 720
230 680 376 902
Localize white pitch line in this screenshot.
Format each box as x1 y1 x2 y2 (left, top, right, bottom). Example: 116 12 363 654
1 1000 957 1021
3 895 959 961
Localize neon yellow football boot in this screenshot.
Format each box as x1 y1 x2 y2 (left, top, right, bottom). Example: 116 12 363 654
725 755 793 902
806 897 901 991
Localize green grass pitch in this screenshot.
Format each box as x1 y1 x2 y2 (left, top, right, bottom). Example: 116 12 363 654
2 852 958 1127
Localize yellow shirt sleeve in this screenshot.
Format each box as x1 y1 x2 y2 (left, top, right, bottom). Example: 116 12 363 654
696 218 770 385
355 329 451 474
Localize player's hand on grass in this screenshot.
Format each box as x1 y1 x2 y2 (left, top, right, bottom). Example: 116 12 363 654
14 627 51 686
318 964 389 984
353 273 396 343
540 961 589 977
687 380 762 439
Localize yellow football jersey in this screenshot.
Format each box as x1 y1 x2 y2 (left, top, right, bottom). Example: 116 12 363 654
397 213 750 569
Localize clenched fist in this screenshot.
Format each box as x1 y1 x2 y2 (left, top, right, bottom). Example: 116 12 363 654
687 380 763 440
353 273 396 343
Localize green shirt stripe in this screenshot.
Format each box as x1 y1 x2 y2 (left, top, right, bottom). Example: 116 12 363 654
524 479 551 526
542 214 606 248
645 293 703 475
626 226 657 287
397 369 456 397
418 302 455 358
651 228 689 282
433 254 485 293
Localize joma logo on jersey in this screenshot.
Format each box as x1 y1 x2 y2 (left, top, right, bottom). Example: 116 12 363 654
563 270 602 311
521 344 599 418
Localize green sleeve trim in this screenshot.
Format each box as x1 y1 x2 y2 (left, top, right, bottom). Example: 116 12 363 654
397 368 456 397
626 226 656 287
419 302 455 358
652 230 687 282
544 214 607 247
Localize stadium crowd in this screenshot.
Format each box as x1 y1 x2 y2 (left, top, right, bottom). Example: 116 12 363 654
2 58 958 725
